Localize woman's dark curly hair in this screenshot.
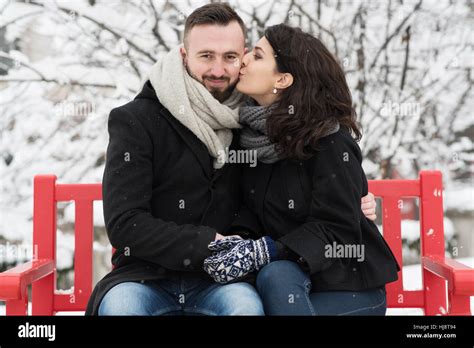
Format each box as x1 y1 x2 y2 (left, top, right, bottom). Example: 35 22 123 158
265 24 361 160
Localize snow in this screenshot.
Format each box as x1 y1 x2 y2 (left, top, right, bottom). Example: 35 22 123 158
0 206 32 244
444 184 474 213
384 217 455 243
63 201 105 227
386 257 474 316
56 229 74 270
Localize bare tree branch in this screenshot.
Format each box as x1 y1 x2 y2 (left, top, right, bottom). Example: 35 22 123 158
0 78 117 88
369 0 422 70
400 25 411 91
22 0 156 63
0 10 44 30
292 2 339 57
0 52 47 79
149 0 170 51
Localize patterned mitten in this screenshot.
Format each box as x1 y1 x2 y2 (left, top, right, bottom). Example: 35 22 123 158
203 237 277 284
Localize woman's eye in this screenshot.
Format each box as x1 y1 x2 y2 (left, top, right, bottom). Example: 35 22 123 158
253 54 261 60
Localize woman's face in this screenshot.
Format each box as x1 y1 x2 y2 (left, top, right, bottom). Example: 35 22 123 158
237 36 286 106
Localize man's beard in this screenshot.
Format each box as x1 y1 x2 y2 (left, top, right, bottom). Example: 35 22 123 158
206 81 237 102
186 66 237 102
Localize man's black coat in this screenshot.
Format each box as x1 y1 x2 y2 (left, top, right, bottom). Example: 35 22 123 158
85 81 241 315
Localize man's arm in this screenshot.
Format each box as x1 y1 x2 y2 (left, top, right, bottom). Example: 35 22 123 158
103 107 216 271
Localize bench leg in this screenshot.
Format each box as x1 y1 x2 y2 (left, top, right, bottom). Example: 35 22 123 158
6 297 28 315
32 273 55 315
448 293 471 315
423 269 448 315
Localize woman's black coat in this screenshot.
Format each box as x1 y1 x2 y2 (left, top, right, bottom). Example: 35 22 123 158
85 81 242 315
233 127 400 292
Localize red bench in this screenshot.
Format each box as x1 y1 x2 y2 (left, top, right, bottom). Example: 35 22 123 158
0 171 473 315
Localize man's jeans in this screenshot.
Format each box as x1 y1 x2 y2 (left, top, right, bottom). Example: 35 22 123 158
256 260 387 315
98 274 264 316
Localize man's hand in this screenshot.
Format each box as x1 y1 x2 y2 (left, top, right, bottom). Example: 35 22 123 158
362 192 377 221
209 236 243 250
214 233 243 241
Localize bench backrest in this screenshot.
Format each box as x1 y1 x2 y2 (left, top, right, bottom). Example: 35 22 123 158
31 171 445 314
368 171 445 313
32 175 101 313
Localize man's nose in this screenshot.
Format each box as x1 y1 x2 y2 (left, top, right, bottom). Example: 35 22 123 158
210 60 225 77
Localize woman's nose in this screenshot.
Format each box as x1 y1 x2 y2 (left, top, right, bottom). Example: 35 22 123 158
241 53 250 67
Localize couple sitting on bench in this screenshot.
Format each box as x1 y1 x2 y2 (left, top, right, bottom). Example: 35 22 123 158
86 3 399 316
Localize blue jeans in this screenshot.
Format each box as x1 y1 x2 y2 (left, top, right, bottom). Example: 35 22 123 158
256 260 387 315
98 274 264 316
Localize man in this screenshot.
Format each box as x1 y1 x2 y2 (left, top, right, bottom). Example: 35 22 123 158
86 3 376 316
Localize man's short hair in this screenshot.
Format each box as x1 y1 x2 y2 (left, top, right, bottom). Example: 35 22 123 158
183 3 246 47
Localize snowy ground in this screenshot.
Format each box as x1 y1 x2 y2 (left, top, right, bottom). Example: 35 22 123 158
1 258 472 316
386 257 474 315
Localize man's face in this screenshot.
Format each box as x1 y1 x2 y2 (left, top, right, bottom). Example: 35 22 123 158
181 21 246 102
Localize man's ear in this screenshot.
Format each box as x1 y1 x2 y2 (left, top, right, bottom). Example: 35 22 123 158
275 73 294 90
180 46 187 59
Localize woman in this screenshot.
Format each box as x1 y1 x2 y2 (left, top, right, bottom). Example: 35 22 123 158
203 24 400 315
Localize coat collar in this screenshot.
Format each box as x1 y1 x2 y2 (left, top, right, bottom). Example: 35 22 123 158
135 80 213 178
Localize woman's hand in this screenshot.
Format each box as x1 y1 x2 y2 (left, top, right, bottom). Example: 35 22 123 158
361 192 377 221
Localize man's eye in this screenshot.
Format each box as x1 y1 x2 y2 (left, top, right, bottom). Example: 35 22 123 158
201 54 212 59
226 55 237 61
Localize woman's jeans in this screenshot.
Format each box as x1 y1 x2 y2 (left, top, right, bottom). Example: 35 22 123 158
98 274 264 316
256 260 387 315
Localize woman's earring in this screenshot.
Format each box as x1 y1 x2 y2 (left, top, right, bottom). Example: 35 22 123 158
273 88 277 94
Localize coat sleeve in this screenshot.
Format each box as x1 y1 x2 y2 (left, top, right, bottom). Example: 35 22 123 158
278 132 366 274
103 107 217 272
